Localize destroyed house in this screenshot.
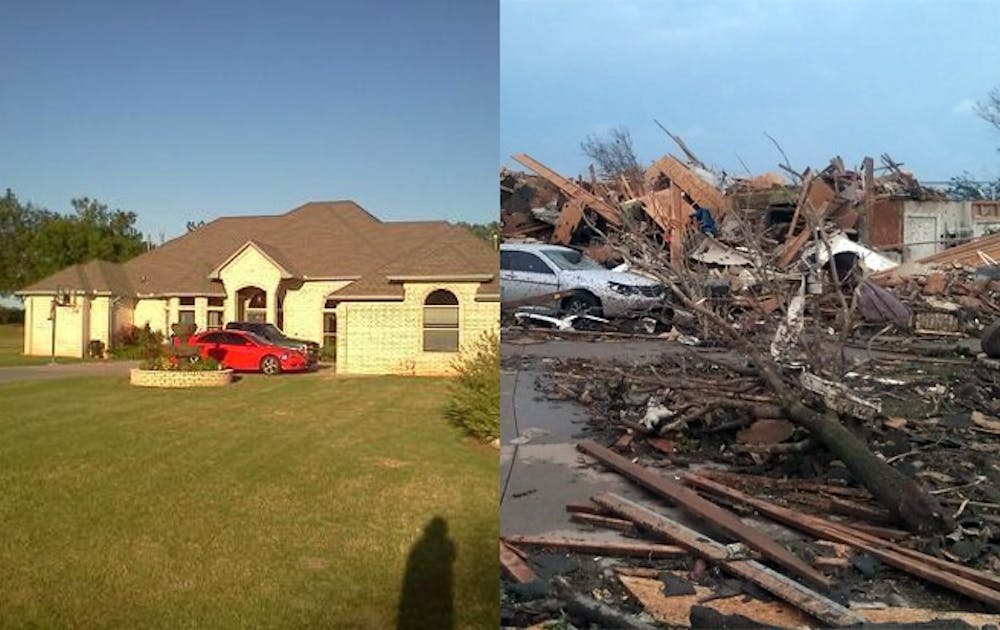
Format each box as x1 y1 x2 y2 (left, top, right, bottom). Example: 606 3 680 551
16 201 500 375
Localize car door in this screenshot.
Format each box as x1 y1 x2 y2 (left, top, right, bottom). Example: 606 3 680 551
196 332 227 364
500 250 559 303
223 333 258 370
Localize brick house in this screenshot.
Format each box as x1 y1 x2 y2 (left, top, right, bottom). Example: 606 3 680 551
16 201 499 375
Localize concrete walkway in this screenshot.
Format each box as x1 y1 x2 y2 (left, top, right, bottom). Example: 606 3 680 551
500 337 679 540
0 360 139 383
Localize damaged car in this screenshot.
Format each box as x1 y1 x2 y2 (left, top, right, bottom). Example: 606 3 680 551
500 243 669 316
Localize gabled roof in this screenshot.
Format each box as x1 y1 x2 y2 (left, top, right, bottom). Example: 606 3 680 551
208 240 300 280
20 201 498 299
18 259 133 295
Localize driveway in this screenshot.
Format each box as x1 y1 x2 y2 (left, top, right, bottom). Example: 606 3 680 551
500 336 685 539
0 361 139 383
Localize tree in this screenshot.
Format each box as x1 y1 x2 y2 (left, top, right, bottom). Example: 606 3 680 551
455 221 499 243
945 171 1000 200
580 126 643 183
976 86 1000 137
0 190 147 294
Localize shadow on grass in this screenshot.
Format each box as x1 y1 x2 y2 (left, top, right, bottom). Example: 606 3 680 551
397 516 455 630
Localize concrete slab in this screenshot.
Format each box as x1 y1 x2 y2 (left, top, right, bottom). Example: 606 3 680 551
501 340 685 539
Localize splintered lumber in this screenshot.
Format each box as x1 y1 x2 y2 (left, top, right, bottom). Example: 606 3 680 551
645 154 727 215
780 176 837 267
577 440 831 589
570 512 640 536
500 540 536 583
593 493 864 627
552 198 585 245
911 233 1000 267
502 535 687 559
681 472 1000 610
511 153 621 226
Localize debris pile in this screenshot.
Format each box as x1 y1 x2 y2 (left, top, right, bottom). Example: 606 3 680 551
501 129 1000 628
501 344 1000 628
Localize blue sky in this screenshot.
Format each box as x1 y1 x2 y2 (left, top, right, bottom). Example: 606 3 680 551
0 0 498 241
501 0 1000 184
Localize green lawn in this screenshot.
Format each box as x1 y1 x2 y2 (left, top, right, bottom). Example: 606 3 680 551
0 323 84 367
0 375 498 628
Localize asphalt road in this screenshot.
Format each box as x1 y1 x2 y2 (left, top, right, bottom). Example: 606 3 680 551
0 361 140 384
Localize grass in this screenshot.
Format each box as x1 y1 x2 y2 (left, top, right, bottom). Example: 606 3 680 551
0 374 498 628
0 324 83 367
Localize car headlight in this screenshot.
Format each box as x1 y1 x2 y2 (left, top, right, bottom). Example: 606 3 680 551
609 281 641 296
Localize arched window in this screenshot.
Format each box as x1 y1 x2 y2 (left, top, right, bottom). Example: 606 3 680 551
423 289 459 352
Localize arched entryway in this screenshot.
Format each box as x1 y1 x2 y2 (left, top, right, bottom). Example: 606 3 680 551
237 286 267 322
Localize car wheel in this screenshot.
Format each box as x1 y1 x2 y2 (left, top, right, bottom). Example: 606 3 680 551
562 292 601 317
260 355 281 375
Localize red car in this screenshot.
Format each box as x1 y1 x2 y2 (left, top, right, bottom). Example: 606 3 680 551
185 330 310 374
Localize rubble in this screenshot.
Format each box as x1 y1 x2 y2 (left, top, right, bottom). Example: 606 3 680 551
501 134 1000 628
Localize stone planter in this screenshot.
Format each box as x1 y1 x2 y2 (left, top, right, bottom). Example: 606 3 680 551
130 368 234 388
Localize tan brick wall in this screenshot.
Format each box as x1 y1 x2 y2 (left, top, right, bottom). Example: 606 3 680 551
134 298 169 334
88 297 111 350
130 368 234 388
281 280 352 343
219 245 282 323
338 282 499 376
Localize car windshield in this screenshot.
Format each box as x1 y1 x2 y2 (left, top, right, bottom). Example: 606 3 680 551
542 248 605 271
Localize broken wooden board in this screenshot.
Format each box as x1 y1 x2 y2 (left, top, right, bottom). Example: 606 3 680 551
862 606 1000 626
645 154 727 216
500 540 536 583
577 440 830 589
552 198 585 245
512 153 621 226
503 534 687 559
593 492 863 627
682 472 1000 610
619 574 815 628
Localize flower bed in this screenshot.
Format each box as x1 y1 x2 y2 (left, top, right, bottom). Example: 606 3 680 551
130 368 234 388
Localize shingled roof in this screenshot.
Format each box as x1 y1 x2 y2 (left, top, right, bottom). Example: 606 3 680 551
20 201 498 299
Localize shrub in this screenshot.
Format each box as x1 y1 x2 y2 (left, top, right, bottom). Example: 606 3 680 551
444 329 500 442
139 354 222 372
0 306 25 325
111 324 164 359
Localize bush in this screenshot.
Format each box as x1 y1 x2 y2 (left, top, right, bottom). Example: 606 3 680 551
444 329 500 442
0 306 25 325
139 354 222 372
111 324 164 359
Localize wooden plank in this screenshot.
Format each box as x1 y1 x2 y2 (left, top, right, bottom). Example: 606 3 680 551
570 512 640 536
577 440 830 589
593 493 864 627
681 472 1000 610
552 198 585 244
645 155 727 215
500 540 536 583
512 154 621 226
503 534 687 559
670 185 685 271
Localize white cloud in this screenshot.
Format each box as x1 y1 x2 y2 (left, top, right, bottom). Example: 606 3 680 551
953 97 977 115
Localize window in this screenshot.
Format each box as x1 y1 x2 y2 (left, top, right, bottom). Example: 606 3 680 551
502 251 555 274
423 290 459 352
178 296 195 325
207 296 224 330
542 248 604 271
200 332 225 344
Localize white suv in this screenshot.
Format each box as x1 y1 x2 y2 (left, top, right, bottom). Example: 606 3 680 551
500 243 668 317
